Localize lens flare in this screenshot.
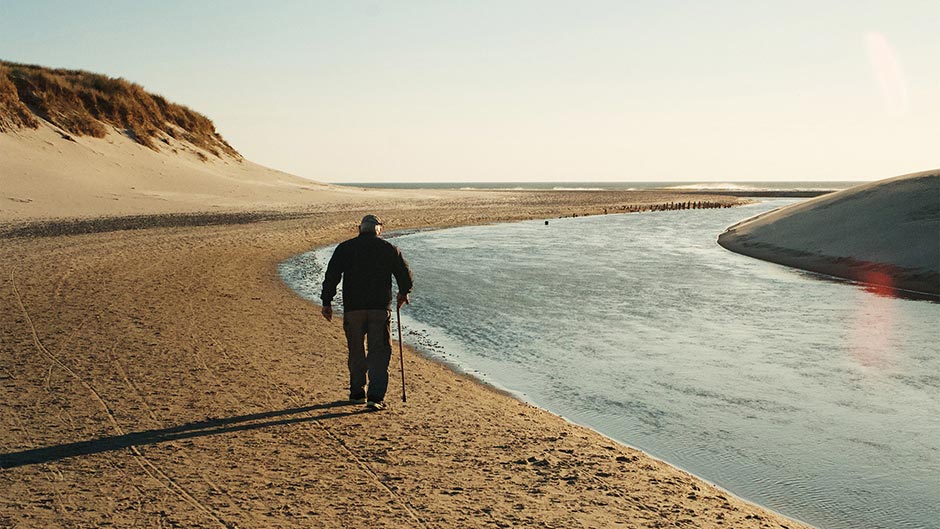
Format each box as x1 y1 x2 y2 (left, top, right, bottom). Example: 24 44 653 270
865 32 909 116
858 270 896 298
848 270 898 370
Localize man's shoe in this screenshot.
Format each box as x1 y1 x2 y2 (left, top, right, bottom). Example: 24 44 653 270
349 396 367 404
365 401 388 411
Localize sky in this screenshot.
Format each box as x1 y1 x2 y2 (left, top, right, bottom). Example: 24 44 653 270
1 1 937 183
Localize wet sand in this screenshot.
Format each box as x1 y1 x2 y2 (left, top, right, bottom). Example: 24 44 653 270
0 190 816 529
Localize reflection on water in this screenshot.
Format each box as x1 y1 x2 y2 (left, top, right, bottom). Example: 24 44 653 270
848 291 898 370
797 268 938 303
281 199 940 529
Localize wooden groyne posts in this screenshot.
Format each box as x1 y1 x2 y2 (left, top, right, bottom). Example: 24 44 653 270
623 201 735 212
562 201 735 218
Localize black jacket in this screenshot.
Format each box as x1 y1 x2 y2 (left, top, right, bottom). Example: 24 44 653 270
320 232 413 311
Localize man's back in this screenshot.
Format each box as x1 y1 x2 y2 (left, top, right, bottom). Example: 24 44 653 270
321 232 413 312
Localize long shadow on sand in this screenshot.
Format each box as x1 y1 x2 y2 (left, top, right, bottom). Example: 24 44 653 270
1 400 366 468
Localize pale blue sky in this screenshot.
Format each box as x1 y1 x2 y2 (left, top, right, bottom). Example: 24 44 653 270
1 1 937 182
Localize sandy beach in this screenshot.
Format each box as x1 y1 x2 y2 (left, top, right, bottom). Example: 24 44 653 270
0 185 823 528
4 8 937 524
1 65 817 528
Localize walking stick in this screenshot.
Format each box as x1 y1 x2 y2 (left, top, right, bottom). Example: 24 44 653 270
397 304 407 402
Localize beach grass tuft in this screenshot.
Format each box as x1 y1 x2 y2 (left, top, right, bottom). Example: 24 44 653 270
0 65 39 132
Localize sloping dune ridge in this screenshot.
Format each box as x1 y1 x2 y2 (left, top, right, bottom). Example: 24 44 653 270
718 170 940 296
0 60 363 222
0 122 354 222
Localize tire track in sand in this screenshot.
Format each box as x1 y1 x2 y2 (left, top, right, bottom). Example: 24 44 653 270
216 332 437 529
9 268 234 529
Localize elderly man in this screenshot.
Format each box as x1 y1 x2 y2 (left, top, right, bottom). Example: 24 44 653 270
321 214 413 411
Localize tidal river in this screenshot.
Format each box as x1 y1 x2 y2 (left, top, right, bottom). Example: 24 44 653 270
280 199 939 529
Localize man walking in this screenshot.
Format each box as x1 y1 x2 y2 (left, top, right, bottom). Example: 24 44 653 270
321 215 413 411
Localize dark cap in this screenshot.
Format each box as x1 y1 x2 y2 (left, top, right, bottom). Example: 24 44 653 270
360 214 383 226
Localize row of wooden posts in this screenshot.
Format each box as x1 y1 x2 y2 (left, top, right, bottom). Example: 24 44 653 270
565 201 734 216
619 201 734 212
556 201 735 220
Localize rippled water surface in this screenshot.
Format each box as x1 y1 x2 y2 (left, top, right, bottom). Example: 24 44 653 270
280 200 939 529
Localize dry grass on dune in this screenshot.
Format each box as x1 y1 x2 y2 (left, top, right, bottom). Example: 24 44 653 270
0 60 239 158
0 67 38 132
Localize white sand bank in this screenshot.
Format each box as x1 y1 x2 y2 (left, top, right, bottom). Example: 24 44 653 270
718 170 939 296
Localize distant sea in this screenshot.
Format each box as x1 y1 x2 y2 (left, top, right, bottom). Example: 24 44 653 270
339 181 862 192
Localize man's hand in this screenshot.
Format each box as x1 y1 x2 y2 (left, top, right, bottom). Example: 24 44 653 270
321 306 333 321
396 292 410 309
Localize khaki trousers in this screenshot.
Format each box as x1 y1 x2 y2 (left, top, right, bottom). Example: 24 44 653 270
342 309 392 402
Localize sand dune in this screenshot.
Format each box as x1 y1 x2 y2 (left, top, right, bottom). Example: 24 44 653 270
0 122 352 222
718 170 940 296
0 61 371 221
